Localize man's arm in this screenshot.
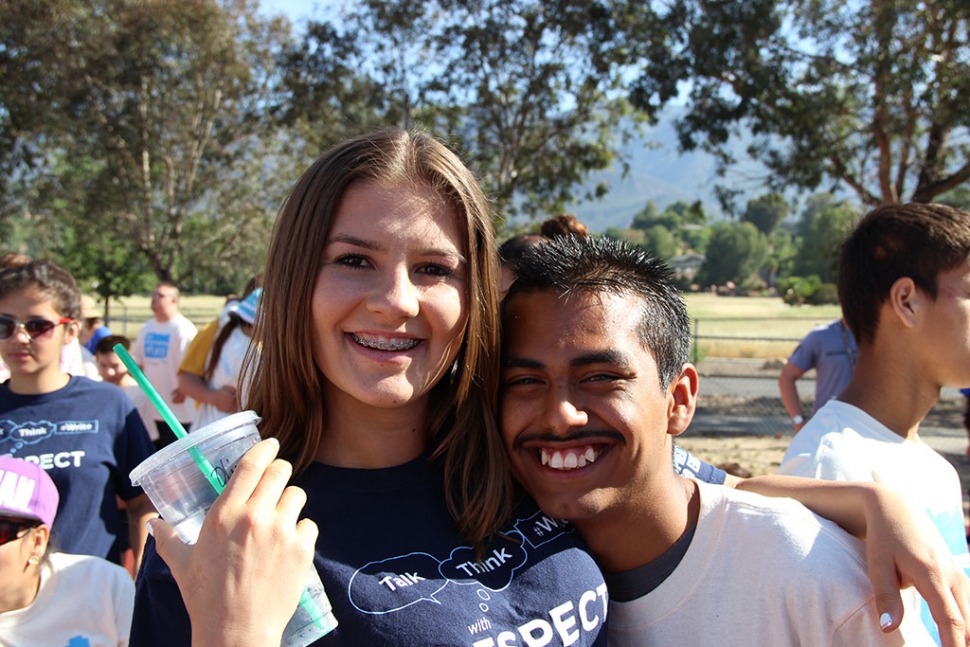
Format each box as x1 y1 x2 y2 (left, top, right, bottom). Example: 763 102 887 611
778 361 808 432
736 475 970 646
126 492 158 574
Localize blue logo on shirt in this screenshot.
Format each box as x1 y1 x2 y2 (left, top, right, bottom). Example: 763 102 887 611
144 332 171 359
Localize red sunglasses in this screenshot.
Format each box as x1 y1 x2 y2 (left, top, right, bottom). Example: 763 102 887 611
0 518 38 546
0 315 73 341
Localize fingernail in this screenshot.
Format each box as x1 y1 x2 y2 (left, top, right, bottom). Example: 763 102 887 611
266 437 280 447
146 519 155 537
879 612 893 630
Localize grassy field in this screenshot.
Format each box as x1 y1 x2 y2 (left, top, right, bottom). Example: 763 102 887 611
683 293 842 360
101 294 228 340
100 292 839 359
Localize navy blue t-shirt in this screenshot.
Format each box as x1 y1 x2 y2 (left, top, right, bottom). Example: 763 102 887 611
0 376 154 562
133 452 610 646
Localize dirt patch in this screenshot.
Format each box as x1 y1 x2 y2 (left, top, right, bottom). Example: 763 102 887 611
679 397 970 525
694 393 965 428
677 435 790 478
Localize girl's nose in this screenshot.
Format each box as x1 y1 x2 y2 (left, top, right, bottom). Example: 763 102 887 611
367 266 420 319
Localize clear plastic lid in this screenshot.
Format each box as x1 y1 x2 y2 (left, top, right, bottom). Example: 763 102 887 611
130 410 261 486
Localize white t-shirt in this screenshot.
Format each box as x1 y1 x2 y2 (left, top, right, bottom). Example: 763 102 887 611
194 324 253 429
123 383 159 442
778 399 970 643
608 481 932 646
132 314 197 424
0 551 134 647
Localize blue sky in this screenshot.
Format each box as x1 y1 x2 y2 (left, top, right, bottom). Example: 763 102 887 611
258 0 323 27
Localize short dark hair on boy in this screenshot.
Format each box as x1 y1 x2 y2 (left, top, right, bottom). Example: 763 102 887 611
95 335 131 356
839 202 970 346
498 234 545 267
504 235 691 389
0 260 81 320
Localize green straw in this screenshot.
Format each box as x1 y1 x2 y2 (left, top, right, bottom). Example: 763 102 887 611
113 344 223 494
113 343 327 632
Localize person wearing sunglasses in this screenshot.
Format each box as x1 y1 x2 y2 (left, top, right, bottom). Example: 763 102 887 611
0 455 135 645
0 260 156 574
0 253 95 384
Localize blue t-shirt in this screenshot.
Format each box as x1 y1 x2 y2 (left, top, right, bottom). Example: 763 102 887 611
788 319 857 413
0 376 154 562
133 452 610 646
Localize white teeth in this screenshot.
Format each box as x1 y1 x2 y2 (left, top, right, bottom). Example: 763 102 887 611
350 333 419 351
539 447 602 471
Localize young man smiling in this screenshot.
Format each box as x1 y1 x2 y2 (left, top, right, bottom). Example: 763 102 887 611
499 236 934 646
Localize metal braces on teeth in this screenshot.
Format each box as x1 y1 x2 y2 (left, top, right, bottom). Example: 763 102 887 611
351 334 419 351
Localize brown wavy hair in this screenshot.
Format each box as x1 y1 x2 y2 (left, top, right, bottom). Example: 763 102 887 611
243 130 511 547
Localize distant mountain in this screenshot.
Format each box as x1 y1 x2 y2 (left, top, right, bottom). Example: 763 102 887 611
508 107 775 233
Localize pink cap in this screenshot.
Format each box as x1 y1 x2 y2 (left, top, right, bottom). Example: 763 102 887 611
0 456 59 527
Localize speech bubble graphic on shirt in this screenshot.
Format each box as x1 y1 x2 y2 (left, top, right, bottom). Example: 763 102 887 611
0 420 56 447
0 420 98 449
512 510 574 550
439 535 528 591
349 552 449 614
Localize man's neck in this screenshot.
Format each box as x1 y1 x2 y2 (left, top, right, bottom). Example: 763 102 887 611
838 349 938 440
573 475 699 574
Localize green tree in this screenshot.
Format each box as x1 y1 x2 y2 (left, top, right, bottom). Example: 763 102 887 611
682 199 708 225
795 193 842 238
681 225 711 255
698 221 768 286
631 205 681 231
793 199 861 283
938 186 970 211
742 193 789 235
630 200 660 230
641 224 678 260
620 0 970 207
286 0 638 220
0 0 106 229
2 0 287 286
602 227 645 247
272 18 408 155
764 229 798 285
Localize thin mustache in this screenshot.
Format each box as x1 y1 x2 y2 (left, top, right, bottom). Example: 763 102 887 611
512 429 625 450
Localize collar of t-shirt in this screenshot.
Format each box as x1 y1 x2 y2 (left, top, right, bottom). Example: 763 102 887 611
602 522 697 602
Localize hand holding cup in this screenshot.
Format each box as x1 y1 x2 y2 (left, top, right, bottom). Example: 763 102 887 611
150 438 320 647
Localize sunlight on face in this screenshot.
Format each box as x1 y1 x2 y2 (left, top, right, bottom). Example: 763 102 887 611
310 180 469 415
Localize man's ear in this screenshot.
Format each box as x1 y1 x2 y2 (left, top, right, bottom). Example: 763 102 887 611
667 363 699 437
887 277 921 329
